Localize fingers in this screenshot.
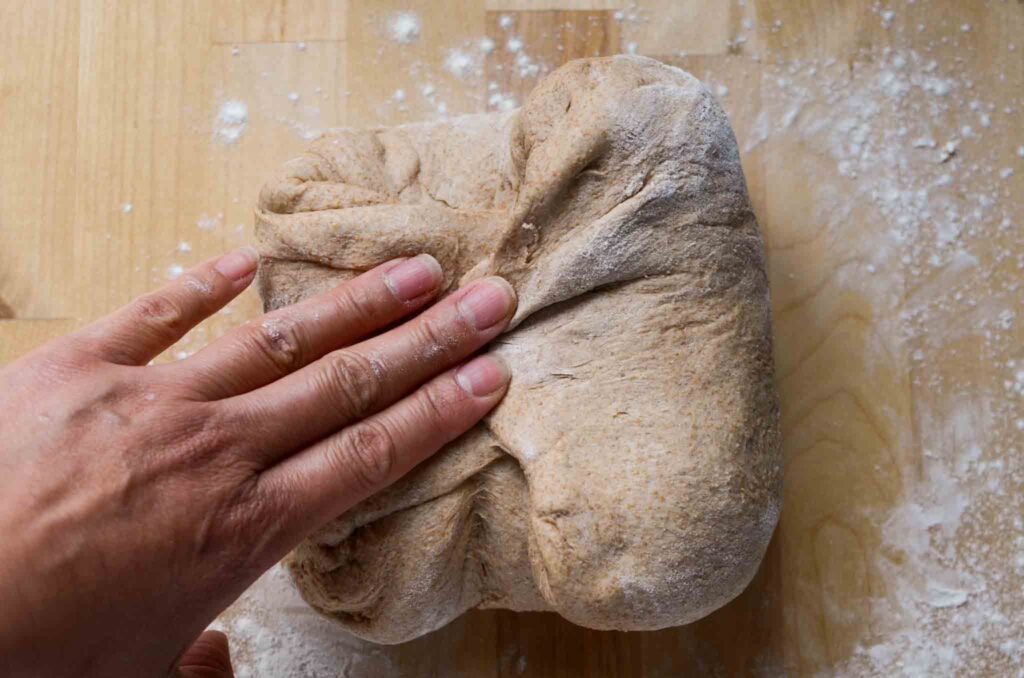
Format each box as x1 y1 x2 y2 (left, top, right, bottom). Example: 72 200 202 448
228 276 516 462
176 630 234 678
182 254 443 399
261 354 510 531
74 248 259 366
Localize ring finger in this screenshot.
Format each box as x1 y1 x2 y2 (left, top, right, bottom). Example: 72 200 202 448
226 275 516 465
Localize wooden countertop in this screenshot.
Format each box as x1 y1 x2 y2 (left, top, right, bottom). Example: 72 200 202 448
2 1 1021 675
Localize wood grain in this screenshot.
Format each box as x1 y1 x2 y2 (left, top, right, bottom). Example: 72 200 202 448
0 1 1020 675
0 2 79 319
211 0 348 44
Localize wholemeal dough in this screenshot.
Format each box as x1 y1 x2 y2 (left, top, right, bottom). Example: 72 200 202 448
255 55 781 644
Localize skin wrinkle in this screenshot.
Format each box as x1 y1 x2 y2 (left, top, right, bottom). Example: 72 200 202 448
256 317 304 372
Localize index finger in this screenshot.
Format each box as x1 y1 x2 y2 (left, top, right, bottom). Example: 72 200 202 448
181 254 444 399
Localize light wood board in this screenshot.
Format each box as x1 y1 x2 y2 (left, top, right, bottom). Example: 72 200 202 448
1 1 1021 675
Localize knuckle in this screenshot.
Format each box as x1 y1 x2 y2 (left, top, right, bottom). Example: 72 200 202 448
244 316 306 374
418 382 455 431
232 474 277 521
167 403 239 464
327 420 397 493
414 315 460 361
330 283 375 329
221 478 291 575
132 293 188 336
316 350 384 419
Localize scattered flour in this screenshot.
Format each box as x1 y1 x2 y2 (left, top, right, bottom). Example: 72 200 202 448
514 52 540 78
720 39 1023 677
488 91 517 112
215 100 248 145
444 49 476 79
197 11 1021 677
214 565 396 678
387 12 421 44
197 213 223 231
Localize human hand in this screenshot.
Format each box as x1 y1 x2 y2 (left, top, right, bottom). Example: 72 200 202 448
0 248 516 677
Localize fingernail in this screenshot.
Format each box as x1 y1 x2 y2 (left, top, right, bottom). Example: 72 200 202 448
457 277 516 330
456 355 511 396
383 254 442 302
215 247 259 281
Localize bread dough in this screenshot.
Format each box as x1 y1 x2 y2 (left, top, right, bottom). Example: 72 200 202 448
255 55 781 644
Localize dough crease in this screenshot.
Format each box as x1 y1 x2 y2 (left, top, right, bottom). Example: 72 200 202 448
256 55 782 643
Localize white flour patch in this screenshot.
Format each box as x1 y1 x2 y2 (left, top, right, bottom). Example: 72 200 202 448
197 213 223 231
488 90 517 112
214 564 395 678
444 48 476 79
717 44 1023 676
387 12 421 44
215 100 248 145
184 277 213 296
514 52 540 78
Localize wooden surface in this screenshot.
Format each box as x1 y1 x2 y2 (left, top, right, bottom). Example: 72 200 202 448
1 1 1021 676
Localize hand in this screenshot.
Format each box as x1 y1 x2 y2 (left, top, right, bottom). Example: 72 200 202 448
175 630 234 678
0 248 516 677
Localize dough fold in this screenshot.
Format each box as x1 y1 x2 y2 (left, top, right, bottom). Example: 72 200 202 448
256 55 782 644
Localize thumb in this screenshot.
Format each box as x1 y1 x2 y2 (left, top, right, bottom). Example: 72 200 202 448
176 629 235 678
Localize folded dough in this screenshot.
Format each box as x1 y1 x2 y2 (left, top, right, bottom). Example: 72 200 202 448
256 55 781 644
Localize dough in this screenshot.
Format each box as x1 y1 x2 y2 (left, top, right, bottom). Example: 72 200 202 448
255 55 781 644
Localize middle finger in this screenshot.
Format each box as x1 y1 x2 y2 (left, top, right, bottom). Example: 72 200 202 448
225 275 516 463
179 254 443 399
